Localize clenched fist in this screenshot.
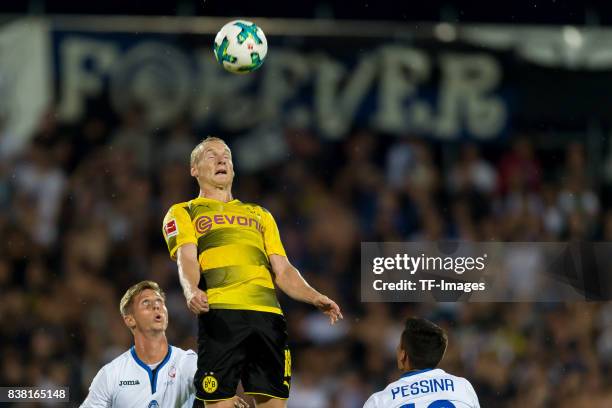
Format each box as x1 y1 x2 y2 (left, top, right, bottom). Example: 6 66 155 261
185 288 209 314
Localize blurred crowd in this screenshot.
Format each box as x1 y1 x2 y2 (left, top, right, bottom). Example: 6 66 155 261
1 104 612 407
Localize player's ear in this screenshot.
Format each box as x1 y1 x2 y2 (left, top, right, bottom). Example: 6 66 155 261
397 347 409 371
190 165 198 177
402 351 410 370
123 314 136 330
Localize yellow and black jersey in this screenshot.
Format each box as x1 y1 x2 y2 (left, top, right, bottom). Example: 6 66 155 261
162 197 286 315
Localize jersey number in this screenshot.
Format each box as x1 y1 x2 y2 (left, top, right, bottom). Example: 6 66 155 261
400 401 456 408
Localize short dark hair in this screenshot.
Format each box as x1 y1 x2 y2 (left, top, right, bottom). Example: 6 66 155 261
400 317 448 369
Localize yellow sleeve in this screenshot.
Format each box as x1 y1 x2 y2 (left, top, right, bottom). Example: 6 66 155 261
162 204 197 260
262 209 286 257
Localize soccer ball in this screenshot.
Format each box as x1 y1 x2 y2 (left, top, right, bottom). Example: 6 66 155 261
213 20 268 74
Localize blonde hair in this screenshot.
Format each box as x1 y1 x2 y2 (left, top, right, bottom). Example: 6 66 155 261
119 280 166 316
190 136 230 167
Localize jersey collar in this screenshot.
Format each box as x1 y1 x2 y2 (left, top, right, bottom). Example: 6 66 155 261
193 196 240 204
130 344 173 394
400 368 434 379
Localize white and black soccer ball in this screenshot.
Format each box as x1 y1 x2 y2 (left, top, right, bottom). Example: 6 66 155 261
213 20 268 74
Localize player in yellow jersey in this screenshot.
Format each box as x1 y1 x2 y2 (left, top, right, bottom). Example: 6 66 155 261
162 137 343 408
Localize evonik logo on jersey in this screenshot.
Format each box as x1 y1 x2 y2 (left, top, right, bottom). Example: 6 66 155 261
195 213 264 234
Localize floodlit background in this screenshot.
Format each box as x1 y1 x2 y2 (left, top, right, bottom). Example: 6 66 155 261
1 1 612 407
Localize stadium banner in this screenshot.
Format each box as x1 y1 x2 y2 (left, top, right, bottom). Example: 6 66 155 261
49 19 612 142
361 242 612 302
50 28 509 141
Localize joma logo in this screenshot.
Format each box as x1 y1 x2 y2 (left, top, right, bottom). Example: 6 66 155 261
119 380 140 386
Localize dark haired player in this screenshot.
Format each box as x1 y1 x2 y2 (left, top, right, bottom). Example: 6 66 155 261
364 318 480 408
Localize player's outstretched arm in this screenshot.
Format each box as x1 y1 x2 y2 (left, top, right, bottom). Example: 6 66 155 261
176 243 209 314
269 254 343 325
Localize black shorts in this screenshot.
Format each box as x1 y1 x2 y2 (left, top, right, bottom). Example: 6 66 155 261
193 309 291 402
